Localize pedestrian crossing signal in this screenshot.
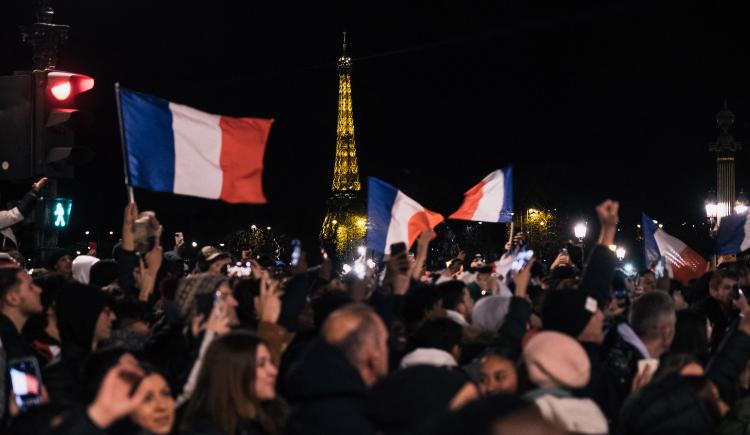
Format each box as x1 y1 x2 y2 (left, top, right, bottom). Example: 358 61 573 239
46 198 72 228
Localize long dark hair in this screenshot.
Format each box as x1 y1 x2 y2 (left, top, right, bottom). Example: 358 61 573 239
182 332 281 435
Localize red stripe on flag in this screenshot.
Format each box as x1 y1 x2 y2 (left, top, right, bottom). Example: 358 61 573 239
218 117 273 204
407 209 444 248
672 247 709 286
449 181 485 220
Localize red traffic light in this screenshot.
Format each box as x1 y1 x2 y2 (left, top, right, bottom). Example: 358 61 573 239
46 71 94 102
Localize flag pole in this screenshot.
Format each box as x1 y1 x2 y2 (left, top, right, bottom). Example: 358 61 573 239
114 82 135 204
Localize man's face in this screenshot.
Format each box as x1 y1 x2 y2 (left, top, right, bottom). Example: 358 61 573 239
55 255 73 275
16 271 43 316
639 273 656 293
710 278 738 307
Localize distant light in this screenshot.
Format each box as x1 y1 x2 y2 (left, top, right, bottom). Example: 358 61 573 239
478 222 483 225
266 226 271 230
653 220 658 224
219 243 225 247
658 224 664 229
624 263 635 275
637 224 641 228
357 246 366 256
737 204 749 214
251 224 257 230
342 264 352 274
332 220 338 225
574 223 587 240
108 231 114 235
366 259 376 268
84 230 90 235
616 247 626 261
76 250 81 255
353 262 366 279
191 241 198 248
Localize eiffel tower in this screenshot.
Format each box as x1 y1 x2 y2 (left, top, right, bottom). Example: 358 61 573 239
320 33 366 260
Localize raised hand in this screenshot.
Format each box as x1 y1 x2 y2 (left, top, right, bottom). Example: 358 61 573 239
87 354 148 429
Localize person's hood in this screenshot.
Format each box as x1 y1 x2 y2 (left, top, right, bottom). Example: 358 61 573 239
399 348 458 369
72 255 100 285
445 309 469 327
56 283 110 352
284 337 368 401
471 295 511 331
533 395 608 435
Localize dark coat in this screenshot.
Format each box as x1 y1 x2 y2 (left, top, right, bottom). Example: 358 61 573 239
603 324 643 407
574 341 623 425
181 417 267 435
283 338 375 435
692 296 738 354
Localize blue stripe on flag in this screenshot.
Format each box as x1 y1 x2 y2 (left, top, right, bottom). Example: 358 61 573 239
366 177 399 254
120 88 176 193
499 166 513 223
716 213 747 255
641 213 660 267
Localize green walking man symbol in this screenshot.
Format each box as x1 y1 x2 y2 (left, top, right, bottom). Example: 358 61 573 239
54 202 66 227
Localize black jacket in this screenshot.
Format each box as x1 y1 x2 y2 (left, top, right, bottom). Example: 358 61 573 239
575 341 623 425
603 324 643 407
283 338 375 435
580 244 618 307
692 296 738 355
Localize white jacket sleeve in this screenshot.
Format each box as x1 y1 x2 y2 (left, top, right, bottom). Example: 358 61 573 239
175 330 216 407
0 207 24 230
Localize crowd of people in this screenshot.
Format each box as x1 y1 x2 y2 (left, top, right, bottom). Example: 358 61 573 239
1 193 750 435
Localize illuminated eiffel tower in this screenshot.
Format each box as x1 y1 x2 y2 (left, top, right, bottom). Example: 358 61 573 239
320 33 366 259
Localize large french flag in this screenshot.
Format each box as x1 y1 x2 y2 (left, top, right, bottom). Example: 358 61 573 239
118 87 273 203
366 177 444 255
642 213 709 285
716 212 750 255
449 167 513 223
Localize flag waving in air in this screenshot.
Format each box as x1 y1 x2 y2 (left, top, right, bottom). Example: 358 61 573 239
715 212 750 256
117 86 273 204
642 213 708 285
366 177 444 255
450 167 513 223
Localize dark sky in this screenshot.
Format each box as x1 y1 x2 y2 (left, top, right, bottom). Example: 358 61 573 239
2 0 749 260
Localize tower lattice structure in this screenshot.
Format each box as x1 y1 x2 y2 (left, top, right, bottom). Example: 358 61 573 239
320 33 366 259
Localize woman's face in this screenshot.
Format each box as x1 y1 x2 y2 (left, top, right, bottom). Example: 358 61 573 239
254 344 278 401
130 374 175 435
479 355 518 395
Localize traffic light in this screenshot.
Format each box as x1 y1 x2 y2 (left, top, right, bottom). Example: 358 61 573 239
0 70 94 180
40 198 72 229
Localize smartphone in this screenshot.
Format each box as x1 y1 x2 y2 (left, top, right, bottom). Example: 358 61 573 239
227 262 252 277
511 249 534 273
559 248 569 256
9 357 43 411
390 242 407 256
290 239 302 266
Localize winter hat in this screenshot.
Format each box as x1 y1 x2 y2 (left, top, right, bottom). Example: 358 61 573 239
368 365 471 435
56 282 112 351
619 374 719 435
72 255 100 285
174 273 228 320
541 288 598 338
89 259 119 288
46 248 72 270
471 295 511 331
523 331 590 389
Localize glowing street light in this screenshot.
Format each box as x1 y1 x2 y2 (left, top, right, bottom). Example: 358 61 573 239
192 241 198 248
574 223 587 242
736 189 749 214
616 247 626 261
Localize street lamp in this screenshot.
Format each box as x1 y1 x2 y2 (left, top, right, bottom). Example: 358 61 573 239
705 190 718 235
616 247 626 261
736 189 748 214
574 223 587 242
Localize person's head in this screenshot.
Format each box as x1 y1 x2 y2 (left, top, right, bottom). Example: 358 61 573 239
448 258 463 275
322 303 389 387
479 349 518 396
55 282 115 351
48 250 73 276
438 281 474 321
412 317 463 363
638 270 657 294
523 331 590 390
72 255 100 285
709 268 739 308
0 267 43 327
89 259 120 288
174 273 238 326
541 288 603 343
629 291 676 358
670 310 709 362
208 253 233 276
368 366 479 435
311 290 353 333
184 332 280 435
403 284 444 326
129 370 176 435
471 295 511 332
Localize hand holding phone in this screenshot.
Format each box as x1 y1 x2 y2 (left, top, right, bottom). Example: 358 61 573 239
9 357 44 412
511 249 534 273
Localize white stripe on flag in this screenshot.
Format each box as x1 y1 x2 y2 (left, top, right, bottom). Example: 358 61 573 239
654 230 689 268
473 170 505 221
384 191 423 254
170 102 223 199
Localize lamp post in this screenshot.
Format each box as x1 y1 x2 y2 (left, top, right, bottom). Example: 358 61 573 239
573 222 587 264
705 190 719 236
615 246 626 262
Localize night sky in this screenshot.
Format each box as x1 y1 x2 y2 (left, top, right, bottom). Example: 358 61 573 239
2 1 749 263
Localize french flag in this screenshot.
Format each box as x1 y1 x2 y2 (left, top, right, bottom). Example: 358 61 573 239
449 167 513 223
715 212 750 255
118 87 273 203
366 177 444 255
642 213 709 285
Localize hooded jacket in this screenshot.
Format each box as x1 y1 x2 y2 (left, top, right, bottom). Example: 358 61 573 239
283 338 375 435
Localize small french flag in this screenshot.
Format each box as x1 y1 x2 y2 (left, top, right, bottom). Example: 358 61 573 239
716 212 750 255
118 87 273 203
642 213 708 285
366 177 444 255
449 167 513 223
